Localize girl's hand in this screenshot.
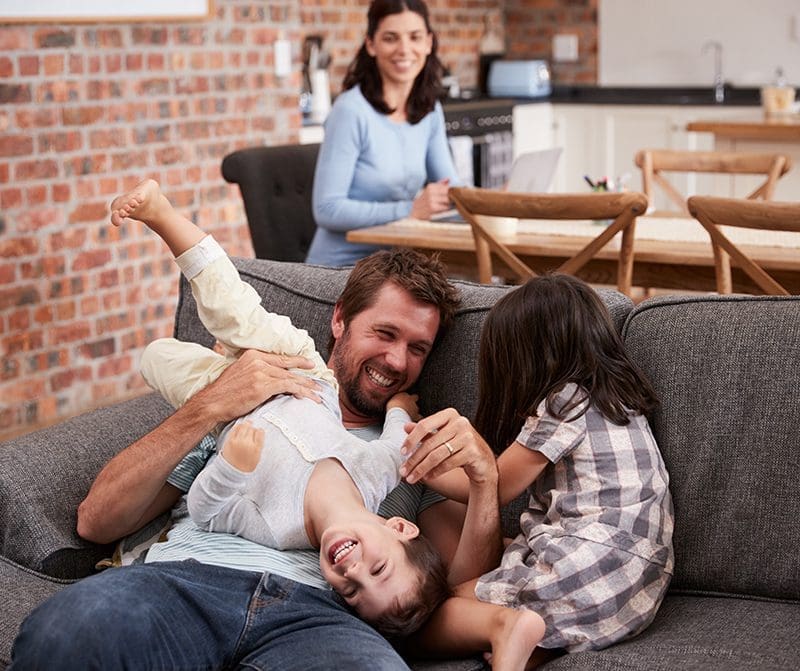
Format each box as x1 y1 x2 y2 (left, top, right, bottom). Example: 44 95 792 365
410 179 451 220
221 421 264 472
400 408 497 487
387 392 420 421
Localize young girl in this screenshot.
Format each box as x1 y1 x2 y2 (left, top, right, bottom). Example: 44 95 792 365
407 273 674 665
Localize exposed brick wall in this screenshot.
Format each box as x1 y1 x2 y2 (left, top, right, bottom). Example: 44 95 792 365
0 2 303 439
505 0 598 85
1 0 505 440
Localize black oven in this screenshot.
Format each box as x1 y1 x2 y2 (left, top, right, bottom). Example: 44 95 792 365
442 98 514 189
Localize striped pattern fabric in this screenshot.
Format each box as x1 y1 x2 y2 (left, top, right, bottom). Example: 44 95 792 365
476 384 674 652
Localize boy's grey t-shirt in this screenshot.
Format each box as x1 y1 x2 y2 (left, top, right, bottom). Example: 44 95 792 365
145 426 441 589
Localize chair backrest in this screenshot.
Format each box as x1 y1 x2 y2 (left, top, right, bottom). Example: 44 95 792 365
448 187 648 297
221 143 320 262
688 195 800 295
635 149 791 216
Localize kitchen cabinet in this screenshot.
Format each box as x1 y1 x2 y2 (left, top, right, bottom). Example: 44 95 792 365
514 102 757 209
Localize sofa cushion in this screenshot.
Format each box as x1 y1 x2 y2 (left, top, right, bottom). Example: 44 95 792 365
0 556 74 669
622 295 800 600
540 595 800 670
0 394 173 578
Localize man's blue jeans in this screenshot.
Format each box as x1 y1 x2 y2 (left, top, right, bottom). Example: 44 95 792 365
11 560 411 670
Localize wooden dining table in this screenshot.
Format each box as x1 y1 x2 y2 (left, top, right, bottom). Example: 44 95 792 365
346 215 800 294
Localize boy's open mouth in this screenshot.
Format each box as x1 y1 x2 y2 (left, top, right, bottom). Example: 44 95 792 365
329 539 358 565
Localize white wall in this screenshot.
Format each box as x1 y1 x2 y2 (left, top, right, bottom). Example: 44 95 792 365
599 0 800 87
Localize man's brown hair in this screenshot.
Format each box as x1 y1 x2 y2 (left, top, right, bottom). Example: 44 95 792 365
366 534 451 638
327 248 460 354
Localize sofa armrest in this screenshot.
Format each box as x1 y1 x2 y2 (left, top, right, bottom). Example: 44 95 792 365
0 393 172 579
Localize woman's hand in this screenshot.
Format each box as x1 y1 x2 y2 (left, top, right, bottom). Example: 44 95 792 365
400 408 497 488
410 179 451 220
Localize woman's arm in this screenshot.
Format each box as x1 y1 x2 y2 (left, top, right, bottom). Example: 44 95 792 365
312 98 412 231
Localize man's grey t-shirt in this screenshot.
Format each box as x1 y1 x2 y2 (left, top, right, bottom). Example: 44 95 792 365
145 427 442 589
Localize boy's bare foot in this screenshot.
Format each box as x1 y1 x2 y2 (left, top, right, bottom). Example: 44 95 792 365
488 609 545 671
109 179 174 230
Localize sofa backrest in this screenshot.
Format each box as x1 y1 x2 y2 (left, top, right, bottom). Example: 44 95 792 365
623 294 800 601
175 258 634 536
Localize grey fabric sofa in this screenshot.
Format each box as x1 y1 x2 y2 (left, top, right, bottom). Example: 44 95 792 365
2 258 799 670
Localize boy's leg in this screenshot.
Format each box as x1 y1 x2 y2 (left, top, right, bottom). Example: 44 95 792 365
410 595 545 671
110 178 204 257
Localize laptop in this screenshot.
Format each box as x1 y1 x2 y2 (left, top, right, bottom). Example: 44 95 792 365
430 147 563 223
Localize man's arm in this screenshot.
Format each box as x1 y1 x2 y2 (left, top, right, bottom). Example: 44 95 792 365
405 409 503 585
77 350 320 544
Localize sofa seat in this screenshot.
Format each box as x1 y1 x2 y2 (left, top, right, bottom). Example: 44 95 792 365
543 595 800 670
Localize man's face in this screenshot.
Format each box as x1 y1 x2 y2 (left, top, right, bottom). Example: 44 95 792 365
330 282 440 427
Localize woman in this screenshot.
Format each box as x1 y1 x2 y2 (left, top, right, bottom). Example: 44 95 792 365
306 0 459 267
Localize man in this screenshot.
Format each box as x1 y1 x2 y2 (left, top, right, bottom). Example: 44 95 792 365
11 249 501 670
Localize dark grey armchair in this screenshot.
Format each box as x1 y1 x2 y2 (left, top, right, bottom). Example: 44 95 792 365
221 143 320 262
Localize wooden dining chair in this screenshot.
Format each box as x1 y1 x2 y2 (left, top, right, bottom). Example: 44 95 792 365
448 187 648 296
635 149 791 216
688 195 800 295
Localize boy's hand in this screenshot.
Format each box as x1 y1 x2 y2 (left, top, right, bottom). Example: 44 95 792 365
387 392 420 421
221 421 264 472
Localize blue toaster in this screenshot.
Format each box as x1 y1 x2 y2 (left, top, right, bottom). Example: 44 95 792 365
487 60 552 98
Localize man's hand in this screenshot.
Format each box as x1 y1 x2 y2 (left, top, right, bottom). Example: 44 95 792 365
400 408 498 489
195 349 321 426
410 179 451 220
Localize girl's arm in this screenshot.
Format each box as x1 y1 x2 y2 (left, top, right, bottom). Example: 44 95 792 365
496 441 549 505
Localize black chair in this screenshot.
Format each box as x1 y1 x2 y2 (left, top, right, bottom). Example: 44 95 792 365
221 143 320 262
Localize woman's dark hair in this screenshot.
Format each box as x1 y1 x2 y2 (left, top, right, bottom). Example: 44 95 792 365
474 273 659 454
342 0 443 124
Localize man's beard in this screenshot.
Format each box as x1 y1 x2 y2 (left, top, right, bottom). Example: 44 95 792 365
331 330 392 419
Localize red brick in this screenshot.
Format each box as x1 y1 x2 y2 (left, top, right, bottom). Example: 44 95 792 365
125 54 143 71
1 357 19 381
34 29 75 49
25 184 47 206
62 106 104 126
110 150 147 171
56 300 76 320
35 80 81 104
63 154 108 177
0 285 39 309
50 366 92 392
92 381 118 403
47 276 85 299
98 354 132 378
18 207 62 232
0 135 33 157
69 201 107 225
72 249 111 270
0 28 30 50
52 183 70 202
51 321 91 344
4 377 46 402
0 263 14 284
0 237 38 257
8 308 30 330
0 83 31 104
105 54 122 73
89 128 128 149
43 54 64 76
80 295 100 315
68 54 84 74
48 228 87 252
79 337 115 359
0 56 12 77
103 290 123 311
33 304 54 323
15 107 59 128
3 330 44 355
0 188 22 209
14 159 58 181
38 130 82 153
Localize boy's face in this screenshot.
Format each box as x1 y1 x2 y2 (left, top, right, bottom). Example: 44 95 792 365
319 516 421 621
330 282 439 426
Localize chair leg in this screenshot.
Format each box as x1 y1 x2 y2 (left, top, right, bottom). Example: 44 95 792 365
712 243 733 294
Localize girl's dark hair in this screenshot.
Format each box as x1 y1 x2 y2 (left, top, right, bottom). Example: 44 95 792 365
342 0 443 124
474 274 659 454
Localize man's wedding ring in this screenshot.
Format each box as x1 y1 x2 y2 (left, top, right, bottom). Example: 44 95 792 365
444 441 454 455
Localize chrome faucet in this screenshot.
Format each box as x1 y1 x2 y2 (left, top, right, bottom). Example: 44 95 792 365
702 40 725 103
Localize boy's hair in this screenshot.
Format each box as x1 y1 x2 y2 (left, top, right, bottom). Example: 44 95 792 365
327 248 460 353
475 273 659 454
366 534 451 638
343 0 444 124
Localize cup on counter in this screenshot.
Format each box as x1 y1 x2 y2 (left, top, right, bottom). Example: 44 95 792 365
761 86 796 117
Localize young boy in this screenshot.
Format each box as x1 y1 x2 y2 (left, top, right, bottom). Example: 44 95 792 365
110 180 545 665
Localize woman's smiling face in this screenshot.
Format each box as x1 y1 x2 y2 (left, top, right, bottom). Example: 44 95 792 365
365 9 432 90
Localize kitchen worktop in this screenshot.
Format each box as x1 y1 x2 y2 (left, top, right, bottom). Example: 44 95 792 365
548 85 761 106
686 113 800 141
